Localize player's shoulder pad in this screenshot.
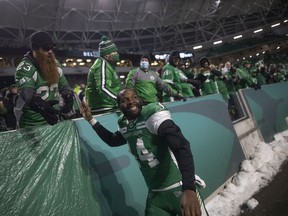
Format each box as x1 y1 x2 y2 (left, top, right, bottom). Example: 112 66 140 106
142 102 168 120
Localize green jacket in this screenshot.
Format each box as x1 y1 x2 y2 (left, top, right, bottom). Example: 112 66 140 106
161 63 182 102
198 68 218 96
236 67 257 89
125 68 177 104
175 69 194 98
86 57 121 111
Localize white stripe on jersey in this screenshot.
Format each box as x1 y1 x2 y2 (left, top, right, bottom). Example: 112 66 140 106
32 71 37 81
101 60 117 99
136 121 146 129
57 67 63 76
146 110 171 135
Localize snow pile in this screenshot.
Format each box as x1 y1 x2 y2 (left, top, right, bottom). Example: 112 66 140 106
205 130 288 216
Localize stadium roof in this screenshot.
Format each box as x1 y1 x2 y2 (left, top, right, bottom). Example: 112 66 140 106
0 0 287 60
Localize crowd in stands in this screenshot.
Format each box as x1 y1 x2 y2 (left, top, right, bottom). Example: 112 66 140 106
0 84 18 130
0 32 288 132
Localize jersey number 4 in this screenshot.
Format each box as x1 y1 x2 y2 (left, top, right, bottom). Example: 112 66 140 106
136 138 159 168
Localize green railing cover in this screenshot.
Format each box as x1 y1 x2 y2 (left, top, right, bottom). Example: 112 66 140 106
0 121 102 216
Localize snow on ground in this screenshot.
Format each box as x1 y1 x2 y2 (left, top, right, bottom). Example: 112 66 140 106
205 130 288 216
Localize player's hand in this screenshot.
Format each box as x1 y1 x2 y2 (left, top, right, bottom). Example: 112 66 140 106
79 102 93 121
181 190 201 216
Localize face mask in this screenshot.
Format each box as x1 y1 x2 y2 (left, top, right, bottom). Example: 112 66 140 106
140 61 149 70
111 53 119 62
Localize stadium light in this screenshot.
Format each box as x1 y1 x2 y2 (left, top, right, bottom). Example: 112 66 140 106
271 23 280 28
213 40 222 45
234 35 242 39
254 29 263 33
193 45 202 50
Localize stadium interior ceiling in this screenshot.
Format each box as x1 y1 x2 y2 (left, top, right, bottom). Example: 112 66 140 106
0 0 287 64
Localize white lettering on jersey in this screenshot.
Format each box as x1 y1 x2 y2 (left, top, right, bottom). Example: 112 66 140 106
37 83 59 100
19 77 31 85
136 138 159 168
16 62 25 71
16 62 32 72
23 63 32 71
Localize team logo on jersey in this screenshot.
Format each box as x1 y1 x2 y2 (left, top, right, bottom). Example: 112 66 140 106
163 70 171 76
148 192 154 198
174 191 182 197
128 122 134 129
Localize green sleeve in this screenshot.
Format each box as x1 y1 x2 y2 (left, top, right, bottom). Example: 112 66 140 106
125 68 137 87
162 66 182 93
15 60 37 90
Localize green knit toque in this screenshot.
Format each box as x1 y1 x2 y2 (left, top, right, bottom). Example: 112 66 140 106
99 36 118 56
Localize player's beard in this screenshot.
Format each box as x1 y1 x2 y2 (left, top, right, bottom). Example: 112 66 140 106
35 51 59 85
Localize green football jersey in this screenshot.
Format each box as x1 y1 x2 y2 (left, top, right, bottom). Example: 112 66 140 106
118 102 182 190
15 57 68 127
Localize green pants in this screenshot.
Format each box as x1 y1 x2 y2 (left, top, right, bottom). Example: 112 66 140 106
145 186 182 216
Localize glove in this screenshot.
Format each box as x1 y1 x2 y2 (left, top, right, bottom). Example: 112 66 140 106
60 92 74 114
187 79 201 88
28 96 59 125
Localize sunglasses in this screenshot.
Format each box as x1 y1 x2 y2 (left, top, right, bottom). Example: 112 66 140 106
41 45 55 52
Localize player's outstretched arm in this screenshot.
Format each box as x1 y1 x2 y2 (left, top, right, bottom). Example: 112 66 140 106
79 102 127 147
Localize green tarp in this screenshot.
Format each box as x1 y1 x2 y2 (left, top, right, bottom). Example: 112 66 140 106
0 121 101 216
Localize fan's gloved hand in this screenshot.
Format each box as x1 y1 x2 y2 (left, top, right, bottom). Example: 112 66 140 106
60 91 74 114
28 96 59 125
